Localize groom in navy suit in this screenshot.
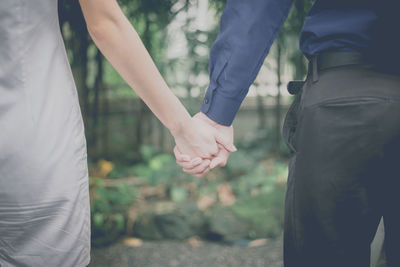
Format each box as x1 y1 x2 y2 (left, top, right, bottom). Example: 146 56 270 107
175 0 400 266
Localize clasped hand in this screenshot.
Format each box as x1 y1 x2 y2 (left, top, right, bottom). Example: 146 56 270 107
172 112 236 178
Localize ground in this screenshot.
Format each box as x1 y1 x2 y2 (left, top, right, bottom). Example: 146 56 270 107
89 237 283 267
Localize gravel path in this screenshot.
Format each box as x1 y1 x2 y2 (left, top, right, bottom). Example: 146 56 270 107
89 237 283 267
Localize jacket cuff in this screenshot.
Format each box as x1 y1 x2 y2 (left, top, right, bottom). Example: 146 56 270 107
201 89 242 126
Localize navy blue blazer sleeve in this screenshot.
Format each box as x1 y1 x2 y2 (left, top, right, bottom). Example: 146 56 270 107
201 0 294 126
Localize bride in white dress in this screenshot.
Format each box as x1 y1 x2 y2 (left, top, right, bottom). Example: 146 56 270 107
0 0 235 266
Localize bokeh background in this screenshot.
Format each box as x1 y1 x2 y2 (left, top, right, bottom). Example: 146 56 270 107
58 0 313 266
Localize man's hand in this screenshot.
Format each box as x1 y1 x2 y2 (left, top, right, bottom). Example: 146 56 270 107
171 112 236 178
174 112 236 178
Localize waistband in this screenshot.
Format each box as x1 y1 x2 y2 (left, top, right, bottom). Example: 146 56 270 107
288 51 370 95
310 51 369 83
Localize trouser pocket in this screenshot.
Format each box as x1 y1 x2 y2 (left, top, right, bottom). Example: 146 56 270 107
282 82 304 153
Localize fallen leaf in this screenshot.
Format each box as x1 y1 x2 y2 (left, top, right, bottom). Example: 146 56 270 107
123 237 143 247
248 239 268 248
186 237 203 248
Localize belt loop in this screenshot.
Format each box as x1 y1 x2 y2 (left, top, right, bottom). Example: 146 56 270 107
312 56 319 83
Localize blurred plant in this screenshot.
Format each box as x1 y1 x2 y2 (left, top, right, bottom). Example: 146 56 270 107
90 177 138 246
89 143 290 244
230 185 286 239
97 159 115 177
225 149 259 176
108 144 200 202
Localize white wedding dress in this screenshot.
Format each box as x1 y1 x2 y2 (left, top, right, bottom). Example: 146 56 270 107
0 0 90 266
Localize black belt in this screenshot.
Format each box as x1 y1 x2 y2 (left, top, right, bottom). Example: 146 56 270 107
313 51 367 72
287 51 367 95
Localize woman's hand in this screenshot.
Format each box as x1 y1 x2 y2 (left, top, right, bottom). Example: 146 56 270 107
173 112 236 178
171 115 235 159
170 115 236 178
173 146 211 178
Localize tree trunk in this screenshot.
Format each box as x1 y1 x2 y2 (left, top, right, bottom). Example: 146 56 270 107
275 41 283 153
102 84 110 157
294 0 307 80
256 85 266 130
90 49 104 156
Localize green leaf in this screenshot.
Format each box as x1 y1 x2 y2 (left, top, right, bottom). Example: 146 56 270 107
170 186 188 203
93 213 104 228
149 154 173 170
140 145 157 162
114 213 125 231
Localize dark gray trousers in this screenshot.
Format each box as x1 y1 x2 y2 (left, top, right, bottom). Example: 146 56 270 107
282 64 400 267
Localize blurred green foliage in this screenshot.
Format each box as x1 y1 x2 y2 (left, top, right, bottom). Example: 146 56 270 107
90 140 290 244
58 0 315 245
90 177 138 246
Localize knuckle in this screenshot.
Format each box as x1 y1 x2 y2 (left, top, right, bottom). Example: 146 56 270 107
202 153 211 159
193 167 202 173
197 168 206 174
182 163 189 169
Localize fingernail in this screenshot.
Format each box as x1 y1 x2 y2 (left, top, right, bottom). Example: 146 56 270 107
192 158 202 165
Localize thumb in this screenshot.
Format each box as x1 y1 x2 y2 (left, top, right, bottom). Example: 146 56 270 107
214 131 237 152
210 157 224 169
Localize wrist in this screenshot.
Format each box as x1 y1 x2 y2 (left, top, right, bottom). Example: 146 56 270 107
168 112 192 138
196 112 218 127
